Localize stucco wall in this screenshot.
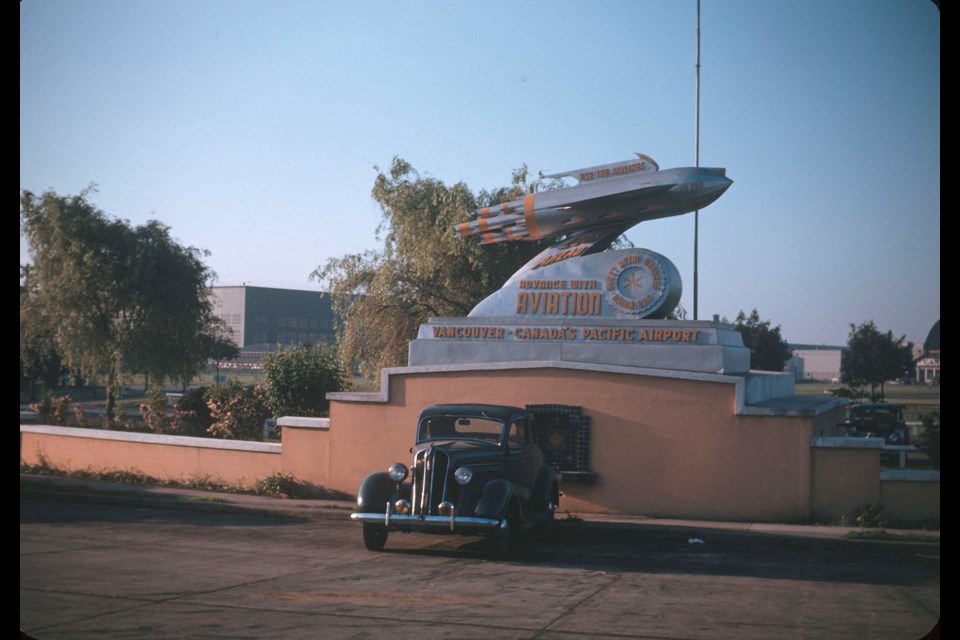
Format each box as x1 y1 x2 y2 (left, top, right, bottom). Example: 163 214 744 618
277 418 331 487
21 426 280 488
328 366 815 522
880 472 941 525
809 440 882 523
21 370 936 525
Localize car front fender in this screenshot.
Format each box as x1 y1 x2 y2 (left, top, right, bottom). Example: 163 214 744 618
356 472 396 513
475 479 514 520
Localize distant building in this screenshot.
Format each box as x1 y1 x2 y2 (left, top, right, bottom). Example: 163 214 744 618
915 320 940 384
786 344 844 382
211 286 337 367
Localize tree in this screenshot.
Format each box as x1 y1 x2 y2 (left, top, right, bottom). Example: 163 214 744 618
201 317 241 384
122 218 222 388
312 158 550 380
20 265 64 399
263 342 346 417
731 309 793 372
20 188 219 425
841 321 913 401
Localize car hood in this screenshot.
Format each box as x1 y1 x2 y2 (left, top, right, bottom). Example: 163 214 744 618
414 441 505 467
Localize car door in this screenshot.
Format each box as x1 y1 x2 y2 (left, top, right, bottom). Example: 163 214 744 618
503 417 539 503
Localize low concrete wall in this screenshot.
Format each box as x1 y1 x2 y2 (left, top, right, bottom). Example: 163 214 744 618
809 437 883 523
276 417 331 488
21 425 281 488
880 470 941 526
19 371 938 526
810 438 940 525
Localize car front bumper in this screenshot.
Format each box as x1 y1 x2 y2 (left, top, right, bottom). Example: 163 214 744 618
351 511 500 534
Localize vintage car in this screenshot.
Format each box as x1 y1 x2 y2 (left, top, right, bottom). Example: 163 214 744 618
840 402 911 445
350 404 559 556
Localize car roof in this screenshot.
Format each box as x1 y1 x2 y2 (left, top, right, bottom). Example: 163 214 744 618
418 404 525 421
851 402 901 410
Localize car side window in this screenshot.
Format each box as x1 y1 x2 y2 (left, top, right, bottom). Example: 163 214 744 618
509 419 528 446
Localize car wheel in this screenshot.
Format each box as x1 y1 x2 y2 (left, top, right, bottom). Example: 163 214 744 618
491 506 520 558
362 523 388 551
546 485 559 522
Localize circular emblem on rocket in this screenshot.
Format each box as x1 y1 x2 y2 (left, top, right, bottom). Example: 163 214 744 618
604 250 679 317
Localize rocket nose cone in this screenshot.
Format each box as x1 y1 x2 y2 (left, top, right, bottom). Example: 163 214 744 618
686 168 732 211
700 169 732 195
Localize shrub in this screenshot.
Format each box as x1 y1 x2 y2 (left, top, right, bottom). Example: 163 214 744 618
29 391 72 425
175 387 213 436
854 503 887 529
263 343 346 418
139 387 198 435
255 472 307 498
205 381 271 440
74 405 95 428
830 386 867 401
915 412 940 469
139 387 171 433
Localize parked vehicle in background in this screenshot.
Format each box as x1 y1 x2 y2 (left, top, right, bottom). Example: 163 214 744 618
350 404 558 556
840 402 910 445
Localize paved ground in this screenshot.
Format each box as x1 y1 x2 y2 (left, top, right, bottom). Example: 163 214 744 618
21 476 939 639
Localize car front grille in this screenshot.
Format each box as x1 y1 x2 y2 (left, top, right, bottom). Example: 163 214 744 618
412 447 450 516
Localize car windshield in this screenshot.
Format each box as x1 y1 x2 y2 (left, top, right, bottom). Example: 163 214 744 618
417 415 504 444
851 406 902 425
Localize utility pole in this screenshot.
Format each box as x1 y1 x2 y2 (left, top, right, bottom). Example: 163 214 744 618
694 0 701 320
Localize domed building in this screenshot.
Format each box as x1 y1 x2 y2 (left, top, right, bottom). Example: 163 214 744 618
916 320 940 384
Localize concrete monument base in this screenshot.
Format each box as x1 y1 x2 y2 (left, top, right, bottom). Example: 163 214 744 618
409 317 751 374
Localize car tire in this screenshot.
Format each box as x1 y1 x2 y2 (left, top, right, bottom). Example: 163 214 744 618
362 523 388 551
546 484 559 523
491 505 520 558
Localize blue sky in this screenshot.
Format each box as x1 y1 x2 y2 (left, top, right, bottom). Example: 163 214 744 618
20 1 939 346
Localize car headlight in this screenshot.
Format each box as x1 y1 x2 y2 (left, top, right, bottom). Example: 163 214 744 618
454 466 473 485
388 463 408 482
394 499 411 515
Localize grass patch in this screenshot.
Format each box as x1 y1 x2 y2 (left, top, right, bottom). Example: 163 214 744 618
21 457 318 499
843 530 939 543
794 381 939 422
181 495 228 503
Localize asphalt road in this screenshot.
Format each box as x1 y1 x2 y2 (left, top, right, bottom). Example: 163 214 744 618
21 485 939 640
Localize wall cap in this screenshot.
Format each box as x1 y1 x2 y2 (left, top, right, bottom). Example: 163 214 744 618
880 469 940 482
811 436 885 449
276 416 330 429
741 395 847 417
20 424 281 453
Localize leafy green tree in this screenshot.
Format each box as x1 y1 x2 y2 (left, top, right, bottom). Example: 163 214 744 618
123 219 221 388
20 265 64 399
263 343 346 417
20 188 218 425
730 309 793 372
198 317 240 385
312 157 550 380
841 321 913 401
